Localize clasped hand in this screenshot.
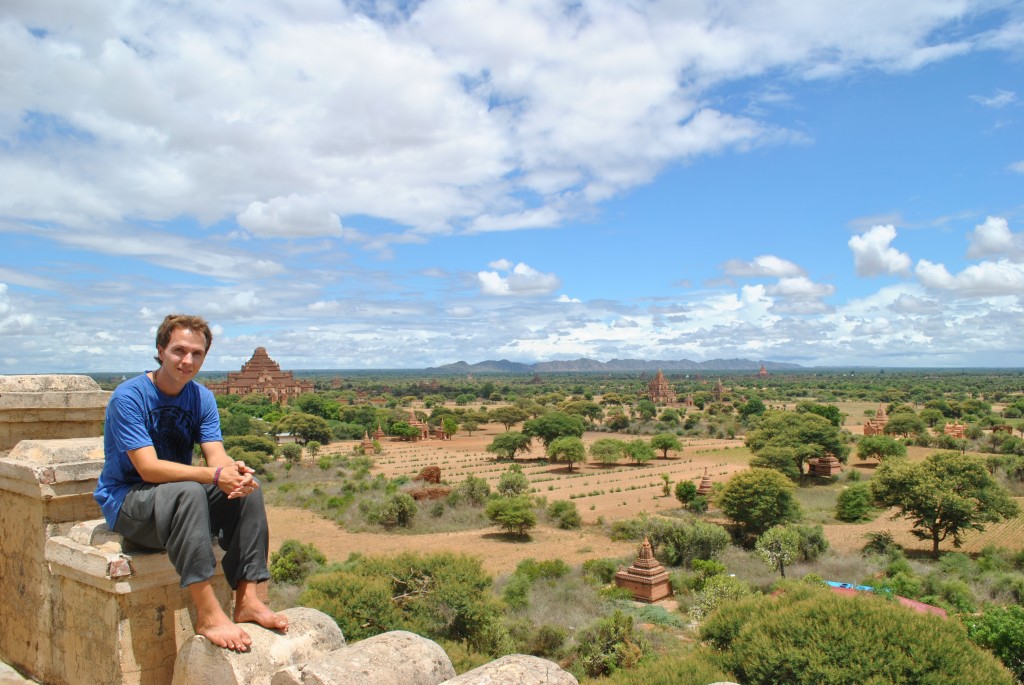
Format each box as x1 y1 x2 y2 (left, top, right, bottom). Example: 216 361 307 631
219 460 260 499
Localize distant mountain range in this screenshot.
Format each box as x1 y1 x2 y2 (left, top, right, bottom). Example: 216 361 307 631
424 358 803 373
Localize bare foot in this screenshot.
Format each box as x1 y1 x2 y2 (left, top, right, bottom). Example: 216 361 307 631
234 596 289 633
196 613 253 652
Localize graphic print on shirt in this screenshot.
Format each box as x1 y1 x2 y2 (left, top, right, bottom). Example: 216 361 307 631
149 405 197 462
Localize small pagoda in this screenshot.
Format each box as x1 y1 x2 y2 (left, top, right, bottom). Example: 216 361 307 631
863 405 889 436
359 430 375 452
696 467 713 497
614 537 672 603
808 453 843 477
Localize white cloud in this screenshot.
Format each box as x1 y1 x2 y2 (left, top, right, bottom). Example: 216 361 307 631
849 225 912 277
971 89 1017 108
1009 161 1024 174
916 258 1024 296
478 262 561 296
237 194 350 239
556 294 581 303
966 216 1016 259
722 255 805 278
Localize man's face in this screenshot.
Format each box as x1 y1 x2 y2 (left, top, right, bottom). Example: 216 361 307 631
157 327 208 385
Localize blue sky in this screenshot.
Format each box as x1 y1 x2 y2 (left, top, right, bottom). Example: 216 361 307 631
1 0 1023 373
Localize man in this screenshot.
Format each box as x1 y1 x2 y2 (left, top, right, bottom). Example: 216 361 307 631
95 314 288 652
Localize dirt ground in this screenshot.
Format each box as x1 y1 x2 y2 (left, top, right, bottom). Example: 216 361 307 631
267 415 1024 574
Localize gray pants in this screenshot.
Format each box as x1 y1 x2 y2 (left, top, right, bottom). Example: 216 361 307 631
115 481 271 590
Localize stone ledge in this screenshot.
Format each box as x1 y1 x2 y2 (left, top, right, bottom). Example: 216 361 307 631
0 438 104 499
47 520 226 594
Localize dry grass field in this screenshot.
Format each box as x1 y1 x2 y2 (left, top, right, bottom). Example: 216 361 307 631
266 402 1024 575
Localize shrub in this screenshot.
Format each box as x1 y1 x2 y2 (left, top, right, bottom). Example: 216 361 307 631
223 434 278 456
547 499 582 529
862 530 900 557
364 493 417 529
610 514 730 568
269 539 326 584
674 480 698 507
485 496 537 535
700 584 1015 685
300 571 403 641
836 482 874 522
574 610 650 677
457 475 491 506
790 523 829 562
280 442 303 464
688 574 754 621
965 605 1024 682
582 558 619 585
497 463 531 497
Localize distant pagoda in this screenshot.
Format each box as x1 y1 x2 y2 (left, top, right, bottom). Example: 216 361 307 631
647 370 676 404
204 347 313 406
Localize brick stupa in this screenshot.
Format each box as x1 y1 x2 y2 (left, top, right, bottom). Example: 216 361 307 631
696 467 713 496
204 347 313 406
615 537 672 603
647 370 676 404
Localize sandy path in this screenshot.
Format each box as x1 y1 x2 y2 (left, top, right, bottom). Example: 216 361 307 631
267 506 637 575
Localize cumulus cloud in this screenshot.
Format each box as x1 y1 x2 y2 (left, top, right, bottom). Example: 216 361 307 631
722 255 805 278
966 216 1017 259
916 259 1024 296
849 225 912 277
556 294 581 303
478 261 561 296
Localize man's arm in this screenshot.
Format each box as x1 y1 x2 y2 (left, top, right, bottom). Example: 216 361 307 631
126 442 256 496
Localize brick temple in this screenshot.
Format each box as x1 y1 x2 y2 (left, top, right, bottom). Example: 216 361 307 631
862 405 889 435
614 537 672 603
647 370 676 404
203 347 313 405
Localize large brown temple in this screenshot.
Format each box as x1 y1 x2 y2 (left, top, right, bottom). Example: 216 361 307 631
647 370 676 404
204 347 314 405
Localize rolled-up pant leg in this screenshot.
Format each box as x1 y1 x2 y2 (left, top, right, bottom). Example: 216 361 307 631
115 482 271 590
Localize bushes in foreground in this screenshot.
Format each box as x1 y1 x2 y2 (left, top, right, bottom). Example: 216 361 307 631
700 583 1015 685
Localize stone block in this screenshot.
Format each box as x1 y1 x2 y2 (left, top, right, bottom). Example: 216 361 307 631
442 655 579 685
0 375 110 452
271 631 455 685
0 438 104 681
171 607 344 685
44 521 230 685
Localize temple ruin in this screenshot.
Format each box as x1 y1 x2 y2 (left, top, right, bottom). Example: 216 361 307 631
614 537 672 603
862 405 889 436
647 370 676 404
203 347 313 406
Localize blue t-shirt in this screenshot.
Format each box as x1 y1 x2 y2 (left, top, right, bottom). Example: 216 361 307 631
94 373 223 528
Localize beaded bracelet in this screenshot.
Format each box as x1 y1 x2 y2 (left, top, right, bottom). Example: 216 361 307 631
213 466 223 487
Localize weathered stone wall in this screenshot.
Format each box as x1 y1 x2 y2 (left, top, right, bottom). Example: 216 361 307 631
0 376 109 452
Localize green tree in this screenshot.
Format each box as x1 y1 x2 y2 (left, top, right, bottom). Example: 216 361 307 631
485 496 537 535
485 431 533 461
590 438 626 465
883 412 927 438
523 412 586 448
650 433 682 459
497 463 530 497
441 416 459 438
716 468 802 539
623 438 655 466
454 393 474 406
306 440 321 459
276 412 332 445
490 406 529 430
460 419 479 436
745 410 849 478
738 397 767 421
280 442 302 464
675 480 698 508
856 434 907 463
606 413 631 431
562 400 604 424
871 451 1020 558
795 401 846 428
547 435 586 472
636 399 658 421
755 525 801 578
